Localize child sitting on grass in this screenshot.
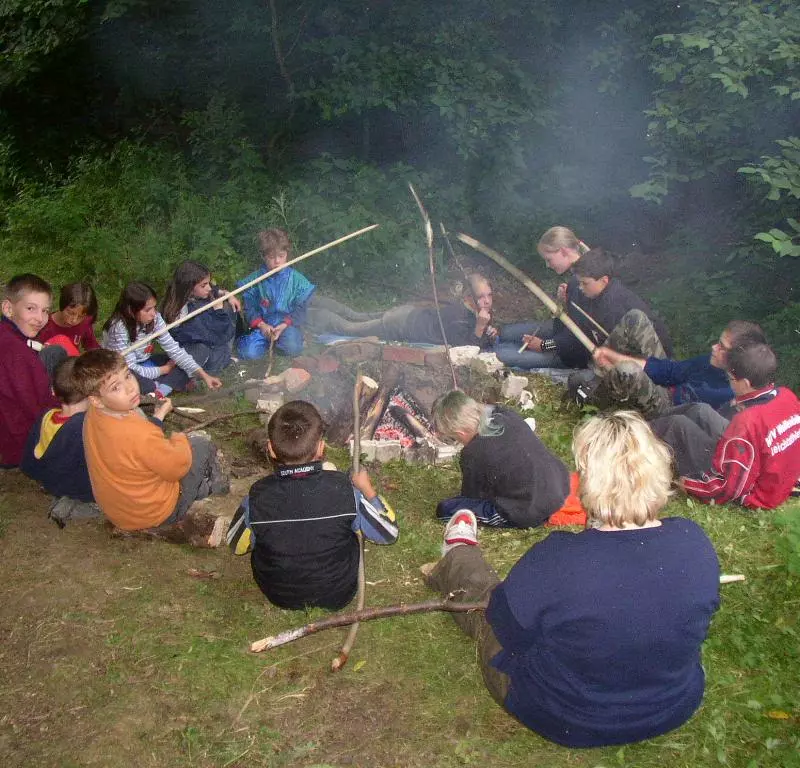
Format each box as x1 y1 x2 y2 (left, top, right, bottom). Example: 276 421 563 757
74 349 230 546
20 357 99 526
651 342 800 509
231 400 398 610
38 281 101 353
237 228 316 359
1 273 63 467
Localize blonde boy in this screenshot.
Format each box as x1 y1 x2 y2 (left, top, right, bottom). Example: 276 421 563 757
74 349 229 542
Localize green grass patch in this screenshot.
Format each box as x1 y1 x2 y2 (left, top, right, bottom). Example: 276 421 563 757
0 380 798 767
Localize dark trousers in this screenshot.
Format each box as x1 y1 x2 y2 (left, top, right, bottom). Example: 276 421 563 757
134 354 190 395
426 545 510 706
159 435 221 526
650 403 730 478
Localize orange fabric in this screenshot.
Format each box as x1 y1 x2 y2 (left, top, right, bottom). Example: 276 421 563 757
545 472 587 527
83 406 192 530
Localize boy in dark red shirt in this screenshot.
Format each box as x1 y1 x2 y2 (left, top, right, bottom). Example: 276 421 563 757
0 274 60 467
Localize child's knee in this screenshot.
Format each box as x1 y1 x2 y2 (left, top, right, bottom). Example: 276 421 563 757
237 332 266 360
277 327 304 356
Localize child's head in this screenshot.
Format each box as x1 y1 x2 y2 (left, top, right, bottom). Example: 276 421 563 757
161 261 212 323
258 228 292 271
726 343 776 393
267 400 325 464
573 410 672 528
1 273 52 338
52 357 87 406
58 282 98 326
73 349 141 413
465 274 493 313
710 320 766 369
104 281 158 339
432 390 503 445
537 226 588 275
572 248 614 299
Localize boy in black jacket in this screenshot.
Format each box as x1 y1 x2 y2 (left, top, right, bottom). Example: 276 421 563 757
231 401 398 610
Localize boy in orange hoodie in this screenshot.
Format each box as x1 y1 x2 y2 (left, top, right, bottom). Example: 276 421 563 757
74 349 229 545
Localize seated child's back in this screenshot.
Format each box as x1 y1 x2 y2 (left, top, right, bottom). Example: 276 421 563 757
242 400 398 610
21 357 93 502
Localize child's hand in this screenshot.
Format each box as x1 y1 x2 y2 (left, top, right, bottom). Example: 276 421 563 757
271 323 287 341
159 360 177 376
522 334 543 352
258 322 273 339
227 294 242 313
154 398 173 420
200 371 223 390
557 283 568 303
351 468 377 499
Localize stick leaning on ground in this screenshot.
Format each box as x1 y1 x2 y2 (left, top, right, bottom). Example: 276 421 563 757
456 233 596 355
250 573 746 653
331 371 366 672
122 224 380 356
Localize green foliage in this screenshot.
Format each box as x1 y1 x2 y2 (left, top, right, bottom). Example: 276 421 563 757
639 0 800 200
740 137 800 257
0 0 91 90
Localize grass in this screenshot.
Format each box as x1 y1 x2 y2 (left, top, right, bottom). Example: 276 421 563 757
1 377 799 767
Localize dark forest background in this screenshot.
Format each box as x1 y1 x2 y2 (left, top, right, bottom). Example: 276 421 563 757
1 0 798 381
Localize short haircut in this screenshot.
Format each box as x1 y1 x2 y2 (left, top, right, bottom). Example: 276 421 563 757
725 320 766 347
573 410 672 527
432 390 504 440
59 282 98 320
572 247 615 280
258 228 292 260
4 273 52 303
72 349 128 397
267 400 325 464
537 226 588 255
727 343 777 389
52 357 85 405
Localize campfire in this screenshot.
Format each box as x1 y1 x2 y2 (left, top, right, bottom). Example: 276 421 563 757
243 338 504 464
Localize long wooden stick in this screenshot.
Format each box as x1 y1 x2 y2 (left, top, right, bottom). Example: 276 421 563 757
332 371 365 672
122 224 380 355
571 301 609 338
409 185 458 390
456 233 596 354
251 598 489 653
250 572 743 654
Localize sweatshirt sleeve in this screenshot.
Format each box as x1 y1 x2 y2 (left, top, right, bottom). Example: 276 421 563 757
103 320 159 380
139 429 193 481
152 313 201 376
682 419 758 505
643 356 692 386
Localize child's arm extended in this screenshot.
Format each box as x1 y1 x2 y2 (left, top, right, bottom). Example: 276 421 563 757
351 468 398 544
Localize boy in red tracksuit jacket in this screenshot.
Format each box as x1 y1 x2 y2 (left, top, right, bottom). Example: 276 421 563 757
680 343 800 509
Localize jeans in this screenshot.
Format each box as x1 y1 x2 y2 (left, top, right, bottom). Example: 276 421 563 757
495 320 566 369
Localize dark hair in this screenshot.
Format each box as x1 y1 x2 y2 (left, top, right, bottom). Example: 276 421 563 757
161 261 212 323
103 282 157 342
51 357 84 405
3 273 51 303
258 228 292 261
572 247 615 280
725 320 766 347
727 343 777 389
267 400 325 464
72 349 127 396
59 282 98 320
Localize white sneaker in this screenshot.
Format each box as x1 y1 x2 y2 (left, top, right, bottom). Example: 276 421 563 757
442 510 478 555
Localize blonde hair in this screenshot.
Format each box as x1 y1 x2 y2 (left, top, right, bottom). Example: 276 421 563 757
432 390 503 441
537 226 589 255
572 411 672 527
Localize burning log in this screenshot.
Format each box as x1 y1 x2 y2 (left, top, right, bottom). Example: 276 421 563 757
360 384 391 442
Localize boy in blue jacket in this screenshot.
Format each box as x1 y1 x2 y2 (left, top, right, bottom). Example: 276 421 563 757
593 319 765 416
